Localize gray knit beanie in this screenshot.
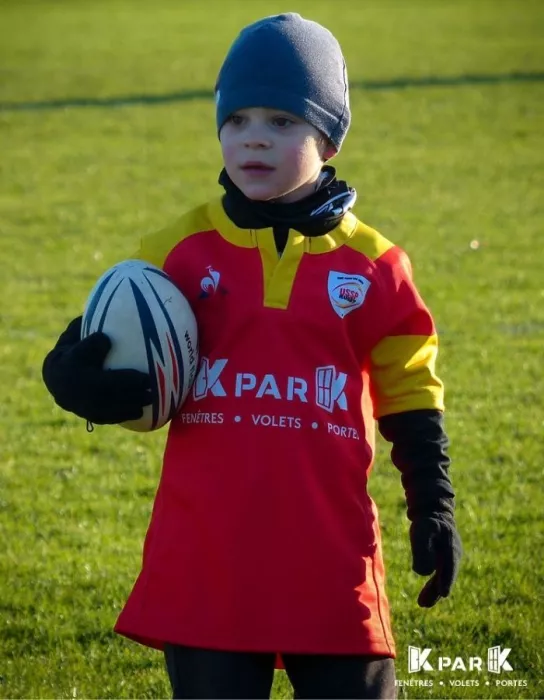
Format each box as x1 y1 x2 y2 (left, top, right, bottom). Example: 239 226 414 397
215 13 350 152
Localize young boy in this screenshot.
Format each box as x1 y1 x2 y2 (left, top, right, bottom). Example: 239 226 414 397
42 13 462 699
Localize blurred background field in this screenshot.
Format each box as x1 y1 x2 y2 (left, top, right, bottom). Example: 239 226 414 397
0 0 543 698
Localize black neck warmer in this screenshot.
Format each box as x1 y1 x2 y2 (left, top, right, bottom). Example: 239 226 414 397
218 166 357 252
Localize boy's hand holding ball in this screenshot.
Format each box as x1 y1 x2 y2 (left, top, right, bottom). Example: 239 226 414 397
42 316 152 425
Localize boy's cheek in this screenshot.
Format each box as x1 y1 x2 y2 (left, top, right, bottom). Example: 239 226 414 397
221 142 238 168
282 143 322 175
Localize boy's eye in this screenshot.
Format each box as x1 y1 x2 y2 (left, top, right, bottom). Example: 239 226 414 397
272 116 294 128
227 114 295 128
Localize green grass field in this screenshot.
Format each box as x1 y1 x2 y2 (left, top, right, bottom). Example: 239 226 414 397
1 0 543 697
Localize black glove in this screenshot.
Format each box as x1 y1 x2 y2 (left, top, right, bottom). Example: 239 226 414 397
410 513 462 607
379 409 463 608
42 316 152 425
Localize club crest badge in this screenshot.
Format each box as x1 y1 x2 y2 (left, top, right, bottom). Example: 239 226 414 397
327 271 371 318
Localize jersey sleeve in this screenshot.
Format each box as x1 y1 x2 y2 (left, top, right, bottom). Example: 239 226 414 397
369 247 444 418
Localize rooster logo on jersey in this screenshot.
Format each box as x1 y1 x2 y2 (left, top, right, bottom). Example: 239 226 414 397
200 266 228 298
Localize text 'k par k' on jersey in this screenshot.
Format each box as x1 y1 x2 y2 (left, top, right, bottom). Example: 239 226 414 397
114 197 444 665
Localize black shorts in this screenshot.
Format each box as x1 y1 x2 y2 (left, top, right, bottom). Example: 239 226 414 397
164 643 397 699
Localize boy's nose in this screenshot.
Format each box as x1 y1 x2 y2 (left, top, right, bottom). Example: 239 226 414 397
243 128 271 149
244 138 271 149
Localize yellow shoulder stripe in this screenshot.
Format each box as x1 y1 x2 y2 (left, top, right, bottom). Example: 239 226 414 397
345 218 395 262
370 334 445 417
134 202 213 269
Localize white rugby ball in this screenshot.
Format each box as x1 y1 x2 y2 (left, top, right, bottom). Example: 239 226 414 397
81 260 198 432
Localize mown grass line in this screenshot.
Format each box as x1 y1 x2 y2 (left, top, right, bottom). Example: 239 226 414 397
1 71 543 112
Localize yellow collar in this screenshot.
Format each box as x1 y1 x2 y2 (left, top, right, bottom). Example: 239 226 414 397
207 197 358 255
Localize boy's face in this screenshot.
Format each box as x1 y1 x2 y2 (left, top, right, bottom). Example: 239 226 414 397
220 107 335 203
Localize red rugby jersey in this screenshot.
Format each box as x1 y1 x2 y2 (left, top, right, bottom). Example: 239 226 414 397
114 197 444 669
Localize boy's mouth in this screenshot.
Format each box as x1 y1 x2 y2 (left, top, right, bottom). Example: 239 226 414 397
240 161 275 172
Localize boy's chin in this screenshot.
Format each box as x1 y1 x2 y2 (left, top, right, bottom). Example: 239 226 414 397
238 183 283 202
